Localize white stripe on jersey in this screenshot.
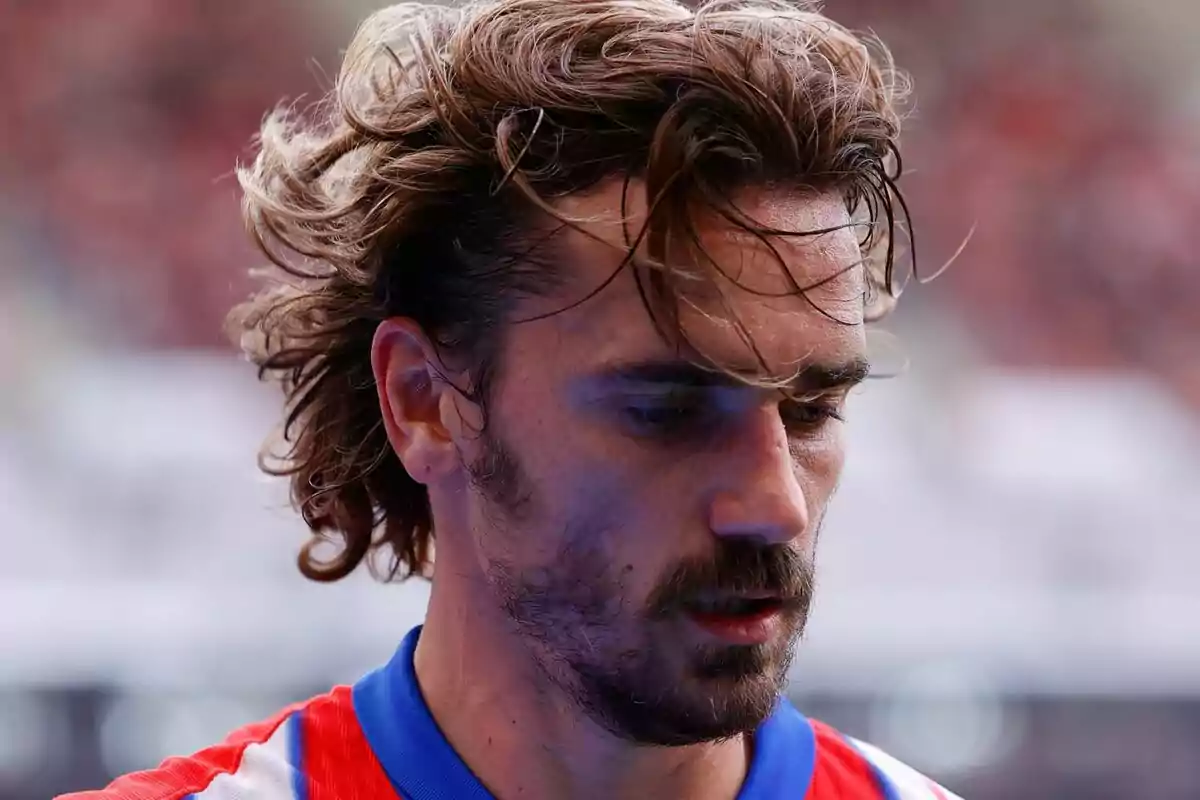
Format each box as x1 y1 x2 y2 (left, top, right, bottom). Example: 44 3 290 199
849 737 966 800
191 714 298 800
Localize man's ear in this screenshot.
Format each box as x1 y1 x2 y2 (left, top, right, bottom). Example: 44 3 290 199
371 318 460 485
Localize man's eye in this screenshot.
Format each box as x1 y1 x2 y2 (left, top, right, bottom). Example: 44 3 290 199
780 399 845 433
621 391 713 436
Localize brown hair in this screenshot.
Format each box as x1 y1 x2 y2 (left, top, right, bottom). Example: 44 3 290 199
232 0 912 584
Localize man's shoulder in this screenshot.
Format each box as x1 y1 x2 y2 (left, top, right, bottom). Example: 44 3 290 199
55 685 393 800
54 698 306 800
808 717 965 800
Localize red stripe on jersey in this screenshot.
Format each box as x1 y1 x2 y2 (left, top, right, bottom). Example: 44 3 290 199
58 703 304 800
302 685 398 800
805 719 887 800
928 780 950 800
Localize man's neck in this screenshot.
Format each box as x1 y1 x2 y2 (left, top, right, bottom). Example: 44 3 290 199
414 576 751 800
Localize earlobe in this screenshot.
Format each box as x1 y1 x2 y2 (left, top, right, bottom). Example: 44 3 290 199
371 319 457 484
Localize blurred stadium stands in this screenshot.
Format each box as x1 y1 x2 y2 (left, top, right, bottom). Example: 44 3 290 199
2 1 1198 798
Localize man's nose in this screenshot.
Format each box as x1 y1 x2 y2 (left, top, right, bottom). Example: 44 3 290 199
707 407 810 546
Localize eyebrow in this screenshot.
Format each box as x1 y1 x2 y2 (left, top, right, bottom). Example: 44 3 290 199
591 355 873 394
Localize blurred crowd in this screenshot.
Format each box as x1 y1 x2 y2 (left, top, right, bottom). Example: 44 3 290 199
3 0 1197 408
1 0 319 348
881 3 1200 409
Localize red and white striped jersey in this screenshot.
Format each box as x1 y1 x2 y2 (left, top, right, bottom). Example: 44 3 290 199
60 627 964 800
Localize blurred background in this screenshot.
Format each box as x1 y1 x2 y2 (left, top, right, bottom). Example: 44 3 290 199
2 1 1198 798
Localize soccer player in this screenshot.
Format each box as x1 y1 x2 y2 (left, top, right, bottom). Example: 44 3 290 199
65 1 964 798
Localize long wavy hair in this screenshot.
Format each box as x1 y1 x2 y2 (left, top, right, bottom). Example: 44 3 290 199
231 0 912 583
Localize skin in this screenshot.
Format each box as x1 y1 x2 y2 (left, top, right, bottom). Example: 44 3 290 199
371 179 869 800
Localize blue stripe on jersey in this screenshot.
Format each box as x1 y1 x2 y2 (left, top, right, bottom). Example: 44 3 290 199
735 700 817 800
353 627 495 799
288 711 308 800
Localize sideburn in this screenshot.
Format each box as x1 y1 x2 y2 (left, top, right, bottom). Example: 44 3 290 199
464 423 535 521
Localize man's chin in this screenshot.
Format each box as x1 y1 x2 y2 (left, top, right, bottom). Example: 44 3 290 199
645 688 780 746
646 665 786 743
571 656 782 747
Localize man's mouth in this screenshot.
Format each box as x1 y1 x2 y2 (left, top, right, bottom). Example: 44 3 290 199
686 594 785 617
683 594 790 645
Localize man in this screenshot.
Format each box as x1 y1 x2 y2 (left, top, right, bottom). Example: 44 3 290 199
66 1 962 798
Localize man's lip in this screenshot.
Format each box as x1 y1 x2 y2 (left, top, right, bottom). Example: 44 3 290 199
683 592 788 606
686 605 785 644
693 589 782 599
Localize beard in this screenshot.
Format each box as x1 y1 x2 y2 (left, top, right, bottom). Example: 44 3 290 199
466 427 817 747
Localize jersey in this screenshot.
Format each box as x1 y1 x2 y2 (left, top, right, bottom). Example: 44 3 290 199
60 627 964 800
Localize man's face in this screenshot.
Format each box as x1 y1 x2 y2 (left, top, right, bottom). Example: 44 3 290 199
455 183 867 746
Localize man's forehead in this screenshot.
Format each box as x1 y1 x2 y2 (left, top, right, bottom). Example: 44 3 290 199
534 181 868 372
551 181 863 298
711 200 866 310
676 300 866 380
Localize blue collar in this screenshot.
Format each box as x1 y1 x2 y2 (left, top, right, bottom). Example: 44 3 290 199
353 626 816 799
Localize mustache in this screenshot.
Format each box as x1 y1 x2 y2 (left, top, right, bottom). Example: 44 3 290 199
646 539 815 616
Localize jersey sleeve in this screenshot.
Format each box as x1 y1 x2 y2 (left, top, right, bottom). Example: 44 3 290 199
57 687 399 800
55 705 305 800
849 736 965 800
807 718 965 800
